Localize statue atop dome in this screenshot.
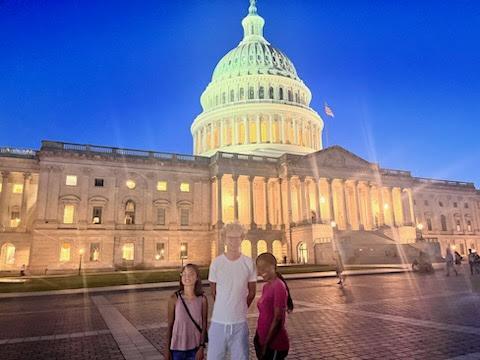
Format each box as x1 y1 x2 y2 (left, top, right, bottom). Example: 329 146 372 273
249 0 257 14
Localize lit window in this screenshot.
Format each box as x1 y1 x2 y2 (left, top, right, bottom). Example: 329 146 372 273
157 208 166 225
59 243 71 262
122 243 134 261
157 181 167 191
180 209 189 226
10 211 20 228
180 182 190 192
467 220 472 232
126 180 136 189
125 200 135 224
90 243 100 261
3 244 15 265
155 243 165 260
456 220 461 232
92 207 102 224
63 205 75 224
180 242 188 259
66 175 77 186
0 182 3 192
12 184 23 194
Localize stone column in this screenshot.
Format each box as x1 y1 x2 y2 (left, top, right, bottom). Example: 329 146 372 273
280 115 286 144
376 185 385 226
314 178 321 223
19 172 31 229
202 127 207 152
407 189 416 225
286 176 293 225
340 180 350 229
0 171 10 227
216 174 223 227
264 177 271 228
233 174 239 221
233 118 238 145
249 176 256 228
256 115 261 143
387 187 396 226
278 178 284 225
352 181 362 229
305 178 312 222
364 182 374 229
327 178 335 222
293 120 297 146
401 189 412 225
299 177 307 222
219 120 224 147
268 115 274 143
244 116 250 144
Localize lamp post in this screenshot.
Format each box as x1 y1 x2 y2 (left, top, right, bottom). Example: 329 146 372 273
78 248 85 276
416 223 424 241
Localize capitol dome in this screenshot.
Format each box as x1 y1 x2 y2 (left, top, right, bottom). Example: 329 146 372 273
211 43 299 82
191 0 324 158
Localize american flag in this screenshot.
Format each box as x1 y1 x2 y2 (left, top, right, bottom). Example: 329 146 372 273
324 102 335 118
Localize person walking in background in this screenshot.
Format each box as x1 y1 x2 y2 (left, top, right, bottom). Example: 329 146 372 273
454 250 463 274
207 222 257 360
254 252 293 360
445 247 457 277
468 249 476 275
165 264 208 360
334 250 346 286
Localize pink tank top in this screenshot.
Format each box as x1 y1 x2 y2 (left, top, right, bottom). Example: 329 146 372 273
170 295 203 351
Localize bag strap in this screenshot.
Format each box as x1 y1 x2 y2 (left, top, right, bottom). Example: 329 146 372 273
176 291 203 334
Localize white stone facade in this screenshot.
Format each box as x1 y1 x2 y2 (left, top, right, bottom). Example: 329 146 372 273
0 143 479 272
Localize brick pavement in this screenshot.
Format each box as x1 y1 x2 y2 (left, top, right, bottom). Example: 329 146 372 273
1 271 480 359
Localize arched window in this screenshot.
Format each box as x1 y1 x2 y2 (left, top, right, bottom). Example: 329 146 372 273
279 87 284 100
239 88 245 100
269 87 274 99
125 200 135 225
1 243 16 265
288 90 293 102
248 87 254 99
241 240 252 258
272 240 283 262
230 89 235 102
295 92 299 103
259 86 264 99
440 215 447 231
257 240 267 256
222 92 226 104
467 219 472 232
426 218 432 231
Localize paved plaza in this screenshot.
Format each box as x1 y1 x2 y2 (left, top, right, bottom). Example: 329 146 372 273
1 270 480 360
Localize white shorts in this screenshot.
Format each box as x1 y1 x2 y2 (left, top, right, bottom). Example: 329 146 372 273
207 321 249 360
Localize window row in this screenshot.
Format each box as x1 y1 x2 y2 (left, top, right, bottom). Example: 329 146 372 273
424 214 473 232
0 183 24 194
208 85 307 108
421 199 471 209
62 202 191 226
58 242 182 263
64 176 190 193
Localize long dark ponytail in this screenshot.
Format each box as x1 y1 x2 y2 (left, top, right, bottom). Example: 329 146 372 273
257 252 294 312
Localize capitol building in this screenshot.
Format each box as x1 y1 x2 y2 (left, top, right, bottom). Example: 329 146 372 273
1 1 479 272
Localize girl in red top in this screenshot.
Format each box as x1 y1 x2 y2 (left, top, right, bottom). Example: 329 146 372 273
255 253 294 360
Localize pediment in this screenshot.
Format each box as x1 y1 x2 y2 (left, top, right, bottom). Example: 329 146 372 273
311 146 373 170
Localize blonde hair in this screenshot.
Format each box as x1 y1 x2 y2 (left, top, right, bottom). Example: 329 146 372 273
222 221 246 239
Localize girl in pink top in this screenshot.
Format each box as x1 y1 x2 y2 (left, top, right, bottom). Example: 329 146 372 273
166 264 208 360
255 253 294 360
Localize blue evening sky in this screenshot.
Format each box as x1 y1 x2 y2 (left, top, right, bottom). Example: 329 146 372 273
1 0 479 186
